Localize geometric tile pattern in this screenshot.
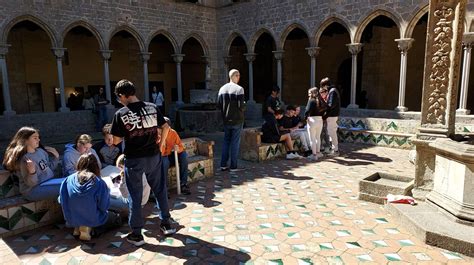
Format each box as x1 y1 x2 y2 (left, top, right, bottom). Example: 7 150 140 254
3 143 473 264
0 170 19 199
0 198 62 237
338 129 413 149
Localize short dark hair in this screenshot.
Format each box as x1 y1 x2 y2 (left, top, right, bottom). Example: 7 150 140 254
286 105 296 111
115 79 136 97
271 85 280 93
274 108 284 116
320 77 332 87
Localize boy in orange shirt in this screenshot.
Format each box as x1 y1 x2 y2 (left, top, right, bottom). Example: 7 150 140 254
161 117 190 195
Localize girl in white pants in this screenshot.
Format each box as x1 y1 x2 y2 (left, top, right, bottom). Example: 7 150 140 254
305 87 328 161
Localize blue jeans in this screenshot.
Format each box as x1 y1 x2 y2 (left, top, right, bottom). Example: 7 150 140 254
109 195 129 213
163 151 189 187
25 182 62 201
96 105 108 131
221 123 243 169
124 154 170 235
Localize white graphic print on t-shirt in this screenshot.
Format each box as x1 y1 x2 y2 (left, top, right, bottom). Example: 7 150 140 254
121 105 157 131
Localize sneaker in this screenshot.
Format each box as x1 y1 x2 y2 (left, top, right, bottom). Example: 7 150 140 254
293 153 303 159
286 153 297 160
229 167 245 172
160 222 176 236
126 233 145 247
307 154 318 161
315 153 324 159
327 150 340 157
181 184 191 195
220 166 229 171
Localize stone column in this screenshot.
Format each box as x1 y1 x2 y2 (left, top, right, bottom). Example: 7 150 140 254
457 33 474 115
52 47 69 112
223 56 232 80
306 47 321 87
0 44 15 116
172 54 185 105
140 52 151 102
272 50 284 100
202 55 211 90
99 50 113 108
395 38 414 112
346 43 363 108
244 53 257 103
412 0 466 200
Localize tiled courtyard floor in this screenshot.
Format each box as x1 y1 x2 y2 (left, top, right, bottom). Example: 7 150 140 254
3 143 474 264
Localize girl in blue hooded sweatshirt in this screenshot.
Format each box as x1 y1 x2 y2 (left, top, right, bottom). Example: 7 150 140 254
59 153 121 241
3 127 61 201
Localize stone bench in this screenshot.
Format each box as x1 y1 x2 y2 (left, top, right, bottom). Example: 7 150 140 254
239 127 304 162
337 125 414 149
166 137 215 189
0 170 63 238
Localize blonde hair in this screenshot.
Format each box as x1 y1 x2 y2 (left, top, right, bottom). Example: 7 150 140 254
229 69 239 79
75 134 92 145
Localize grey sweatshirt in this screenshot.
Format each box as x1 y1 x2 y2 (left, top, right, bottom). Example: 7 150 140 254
19 148 59 195
62 144 102 177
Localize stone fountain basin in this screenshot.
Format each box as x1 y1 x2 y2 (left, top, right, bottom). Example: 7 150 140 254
359 172 414 204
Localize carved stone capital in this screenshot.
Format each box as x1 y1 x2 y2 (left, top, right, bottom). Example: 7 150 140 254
272 50 284 60
172 54 185 63
201 55 210 64
305 47 321 58
395 38 414 53
140 52 152 62
223 55 232 65
462 32 474 47
244 53 257 62
51 47 67 59
346 43 363 55
0 43 11 59
99 50 113 60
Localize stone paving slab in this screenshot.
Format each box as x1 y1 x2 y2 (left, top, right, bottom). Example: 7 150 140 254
3 143 473 264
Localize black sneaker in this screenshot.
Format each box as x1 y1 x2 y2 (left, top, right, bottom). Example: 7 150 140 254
126 233 145 247
160 222 176 236
181 184 191 195
220 166 229 171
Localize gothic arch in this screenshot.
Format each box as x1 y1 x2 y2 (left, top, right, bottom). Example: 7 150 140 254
279 22 311 49
248 28 277 53
405 4 429 38
1 14 58 46
107 24 146 52
314 16 352 46
224 31 249 55
354 9 403 43
146 30 179 53
60 20 105 50
181 33 209 56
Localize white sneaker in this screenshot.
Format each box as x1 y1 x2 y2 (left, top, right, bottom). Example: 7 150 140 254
293 153 303 159
327 150 340 157
315 153 324 159
307 154 318 161
286 153 297 160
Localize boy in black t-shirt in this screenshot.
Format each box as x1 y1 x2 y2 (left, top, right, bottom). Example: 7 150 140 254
111 79 175 247
278 105 312 157
263 85 281 119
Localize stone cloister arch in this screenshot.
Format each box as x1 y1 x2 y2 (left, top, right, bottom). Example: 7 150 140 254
181 37 206 103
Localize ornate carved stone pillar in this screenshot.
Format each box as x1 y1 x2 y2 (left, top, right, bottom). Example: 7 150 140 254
140 52 151 102
223 56 232 79
272 50 284 100
0 44 15 116
412 0 466 199
99 50 113 108
395 38 414 112
244 53 256 103
457 33 474 115
172 54 185 105
202 56 211 90
346 43 363 108
52 47 69 112
306 47 321 87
